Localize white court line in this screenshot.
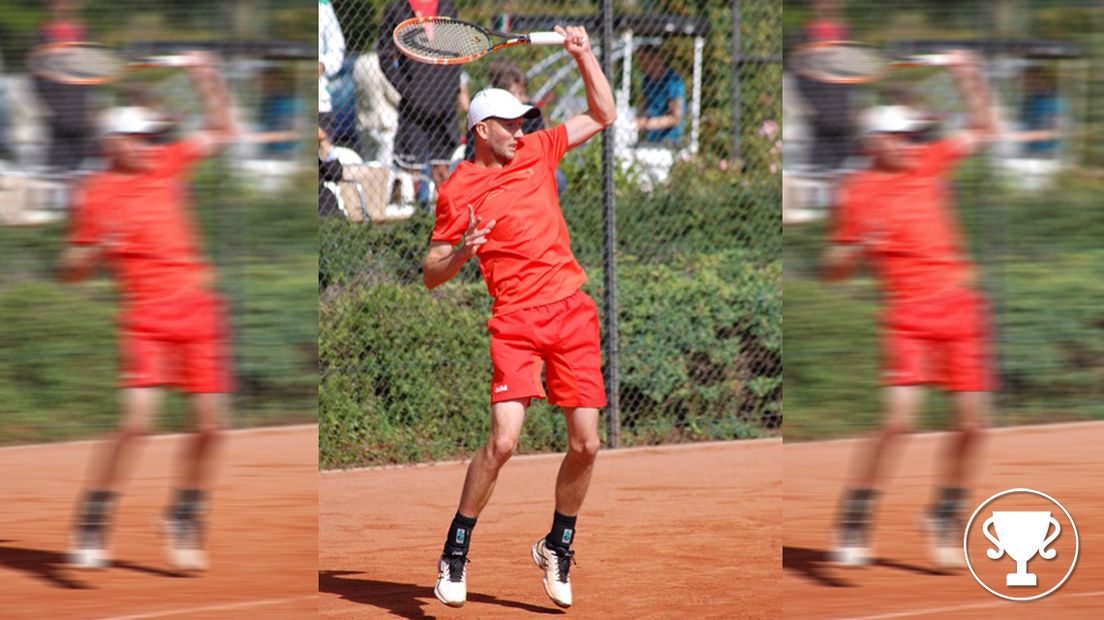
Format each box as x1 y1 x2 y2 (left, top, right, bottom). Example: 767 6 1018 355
320 435 782 474
831 589 1104 620
786 419 1104 448
0 423 317 453
97 594 317 620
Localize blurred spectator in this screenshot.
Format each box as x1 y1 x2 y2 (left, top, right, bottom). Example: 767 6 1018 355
319 0 345 135
354 50 401 166
319 125 344 218
635 44 685 147
34 0 93 171
795 0 853 170
257 66 304 159
1020 65 1065 157
378 0 462 198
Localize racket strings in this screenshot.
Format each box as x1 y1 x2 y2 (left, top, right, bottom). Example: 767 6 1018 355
395 22 491 60
37 45 124 81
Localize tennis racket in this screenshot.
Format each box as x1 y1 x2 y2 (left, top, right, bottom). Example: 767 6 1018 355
393 16 565 65
790 41 949 84
28 42 188 85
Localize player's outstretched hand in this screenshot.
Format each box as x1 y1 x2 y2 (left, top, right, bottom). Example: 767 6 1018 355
555 25 591 59
459 204 495 257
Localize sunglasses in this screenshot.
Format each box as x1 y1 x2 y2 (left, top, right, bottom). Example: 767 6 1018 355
886 130 935 145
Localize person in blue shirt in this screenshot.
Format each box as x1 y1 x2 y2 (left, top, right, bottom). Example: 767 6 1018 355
259 67 304 159
1020 65 1064 157
635 45 685 146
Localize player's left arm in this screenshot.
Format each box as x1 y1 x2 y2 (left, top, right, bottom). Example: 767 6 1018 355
183 51 236 157
946 50 996 156
560 25 616 150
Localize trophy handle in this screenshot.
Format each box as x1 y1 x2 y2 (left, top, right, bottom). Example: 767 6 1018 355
983 516 1004 559
1039 517 1061 559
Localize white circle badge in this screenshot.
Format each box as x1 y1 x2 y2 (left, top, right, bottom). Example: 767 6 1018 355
963 488 1078 602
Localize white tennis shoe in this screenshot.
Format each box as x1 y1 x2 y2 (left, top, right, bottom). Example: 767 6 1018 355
532 538 574 608
434 553 469 607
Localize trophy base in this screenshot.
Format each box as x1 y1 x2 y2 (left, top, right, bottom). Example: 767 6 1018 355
1006 572 1037 587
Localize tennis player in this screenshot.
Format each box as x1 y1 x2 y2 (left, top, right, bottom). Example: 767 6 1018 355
823 50 996 568
423 25 614 608
61 51 234 572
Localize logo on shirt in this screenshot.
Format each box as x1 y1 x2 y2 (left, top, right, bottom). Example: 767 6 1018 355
494 384 508 394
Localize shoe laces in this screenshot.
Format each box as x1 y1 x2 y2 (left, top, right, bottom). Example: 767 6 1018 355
168 514 205 549
551 546 576 584
444 554 469 583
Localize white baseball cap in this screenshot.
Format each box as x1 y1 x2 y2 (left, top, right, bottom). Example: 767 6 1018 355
467 88 540 130
100 106 172 135
860 105 935 135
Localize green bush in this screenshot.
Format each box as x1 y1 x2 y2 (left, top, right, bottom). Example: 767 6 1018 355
318 248 779 467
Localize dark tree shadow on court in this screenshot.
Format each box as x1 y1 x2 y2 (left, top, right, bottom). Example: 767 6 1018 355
319 570 566 619
0 540 191 588
784 546 952 588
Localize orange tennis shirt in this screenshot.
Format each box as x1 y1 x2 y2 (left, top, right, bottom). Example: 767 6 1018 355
70 139 213 307
832 140 975 304
432 124 587 316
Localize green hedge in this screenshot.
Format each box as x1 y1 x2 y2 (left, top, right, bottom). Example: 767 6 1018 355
319 248 779 468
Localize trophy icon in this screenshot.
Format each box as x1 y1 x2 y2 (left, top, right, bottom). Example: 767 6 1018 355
982 511 1061 586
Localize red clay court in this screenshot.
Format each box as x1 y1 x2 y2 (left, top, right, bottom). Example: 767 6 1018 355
784 421 1104 619
0 424 318 619
320 439 781 618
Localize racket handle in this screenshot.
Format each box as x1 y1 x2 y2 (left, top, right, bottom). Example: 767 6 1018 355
897 53 950 67
527 32 565 46
131 55 190 69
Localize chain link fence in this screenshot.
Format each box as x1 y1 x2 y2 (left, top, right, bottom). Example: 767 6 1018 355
0 1 318 444
783 0 1104 439
320 0 781 467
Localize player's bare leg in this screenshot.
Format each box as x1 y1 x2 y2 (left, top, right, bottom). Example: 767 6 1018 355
456 399 528 517
534 406 601 607
162 392 227 571
554 407 601 515
924 390 991 567
436 399 527 607
832 386 922 565
89 388 160 491
179 392 228 490
70 387 160 568
939 391 990 489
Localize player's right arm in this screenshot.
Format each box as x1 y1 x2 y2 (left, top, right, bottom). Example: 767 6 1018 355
184 52 235 156
945 50 996 156
559 25 616 150
423 205 495 289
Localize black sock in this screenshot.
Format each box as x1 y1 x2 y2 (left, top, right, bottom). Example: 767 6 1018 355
170 488 207 520
444 512 477 557
78 490 116 529
840 488 877 530
932 486 967 520
545 512 578 551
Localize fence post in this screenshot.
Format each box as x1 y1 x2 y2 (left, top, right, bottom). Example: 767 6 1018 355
732 0 742 160
601 0 620 449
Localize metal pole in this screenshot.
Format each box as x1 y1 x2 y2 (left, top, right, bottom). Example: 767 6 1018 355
732 0 742 160
601 0 620 449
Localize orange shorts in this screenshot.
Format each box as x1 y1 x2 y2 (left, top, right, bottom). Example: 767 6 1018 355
118 289 235 393
487 289 607 408
882 289 994 392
